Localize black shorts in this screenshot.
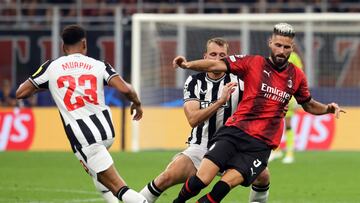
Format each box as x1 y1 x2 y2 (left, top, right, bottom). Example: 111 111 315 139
204 126 271 187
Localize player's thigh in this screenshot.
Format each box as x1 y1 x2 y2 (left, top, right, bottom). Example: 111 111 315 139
227 150 270 187
74 142 114 179
163 154 198 183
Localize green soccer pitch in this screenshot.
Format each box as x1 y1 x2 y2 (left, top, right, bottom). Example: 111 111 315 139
0 151 359 203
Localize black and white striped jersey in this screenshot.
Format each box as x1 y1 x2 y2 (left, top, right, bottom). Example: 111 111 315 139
29 53 118 151
184 72 244 148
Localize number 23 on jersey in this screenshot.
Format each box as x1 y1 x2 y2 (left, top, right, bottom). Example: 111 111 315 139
57 74 99 111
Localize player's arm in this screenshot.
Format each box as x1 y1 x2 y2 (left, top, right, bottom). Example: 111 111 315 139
16 80 38 99
301 98 345 119
173 56 227 73
108 76 142 120
184 82 237 128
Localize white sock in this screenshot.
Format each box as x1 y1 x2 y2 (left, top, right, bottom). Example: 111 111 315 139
120 187 148 203
140 181 161 203
249 184 269 203
102 191 119 203
92 178 118 203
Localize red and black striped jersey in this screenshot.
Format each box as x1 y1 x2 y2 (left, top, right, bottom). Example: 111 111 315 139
223 55 311 148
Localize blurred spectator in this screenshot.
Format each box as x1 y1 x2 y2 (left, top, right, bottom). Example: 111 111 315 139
0 79 17 107
0 79 38 107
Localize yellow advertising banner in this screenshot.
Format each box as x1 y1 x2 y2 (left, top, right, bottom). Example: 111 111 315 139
0 106 357 151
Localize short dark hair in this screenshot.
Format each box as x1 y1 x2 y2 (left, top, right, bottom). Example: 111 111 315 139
273 23 295 38
61 24 86 45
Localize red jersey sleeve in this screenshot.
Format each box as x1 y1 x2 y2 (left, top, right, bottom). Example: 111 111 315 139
293 69 312 104
222 55 253 77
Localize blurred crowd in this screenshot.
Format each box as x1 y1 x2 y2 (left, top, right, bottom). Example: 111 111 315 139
0 79 37 107
1 0 359 107
1 0 359 21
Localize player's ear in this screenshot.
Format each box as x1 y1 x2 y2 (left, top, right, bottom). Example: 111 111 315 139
203 53 207 59
82 39 87 54
268 38 272 47
62 43 67 55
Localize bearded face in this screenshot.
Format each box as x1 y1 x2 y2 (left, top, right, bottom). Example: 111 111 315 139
270 51 291 67
269 35 294 68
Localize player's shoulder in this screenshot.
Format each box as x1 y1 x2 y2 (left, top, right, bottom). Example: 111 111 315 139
227 54 260 62
188 72 206 81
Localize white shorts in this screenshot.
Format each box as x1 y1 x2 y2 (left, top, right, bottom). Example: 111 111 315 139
74 139 115 179
179 144 208 170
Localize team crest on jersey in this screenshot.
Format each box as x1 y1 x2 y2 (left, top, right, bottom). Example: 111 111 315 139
229 54 246 62
200 88 207 95
287 79 293 88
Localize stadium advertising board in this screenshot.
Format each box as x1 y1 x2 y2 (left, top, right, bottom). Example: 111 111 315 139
279 110 335 151
0 107 355 151
0 108 35 151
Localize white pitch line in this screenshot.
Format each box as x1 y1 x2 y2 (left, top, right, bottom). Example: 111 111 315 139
0 186 98 195
0 197 103 203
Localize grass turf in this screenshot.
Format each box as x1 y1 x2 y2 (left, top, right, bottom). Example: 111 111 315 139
0 151 359 203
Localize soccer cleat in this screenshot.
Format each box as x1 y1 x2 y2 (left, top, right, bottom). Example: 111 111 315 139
282 156 294 164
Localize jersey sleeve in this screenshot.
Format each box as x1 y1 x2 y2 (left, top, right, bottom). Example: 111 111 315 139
29 60 52 89
103 62 119 85
222 55 252 77
293 70 312 104
183 75 199 102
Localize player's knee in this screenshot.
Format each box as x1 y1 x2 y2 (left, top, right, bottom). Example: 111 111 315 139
220 169 244 188
253 168 270 186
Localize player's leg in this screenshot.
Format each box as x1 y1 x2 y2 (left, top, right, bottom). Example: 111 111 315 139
173 158 219 203
92 177 119 203
283 116 295 164
75 142 148 203
249 167 270 203
197 168 243 203
97 164 148 203
197 140 271 203
173 140 236 203
140 154 197 203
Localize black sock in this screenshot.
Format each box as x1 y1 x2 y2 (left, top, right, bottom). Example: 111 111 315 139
173 175 206 203
148 180 163 197
252 183 270 192
116 186 129 201
198 181 230 203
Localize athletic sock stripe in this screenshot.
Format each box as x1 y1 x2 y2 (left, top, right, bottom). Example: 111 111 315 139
151 180 162 194
207 194 218 203
77 119 96 145
89 114 107 140
102 110 115 138
117 186 129 201
252 183 270 192
147 182 161 196
185 178 192 193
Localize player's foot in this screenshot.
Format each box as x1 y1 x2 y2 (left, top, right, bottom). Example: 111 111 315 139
268 150 283 162
282 156 294 164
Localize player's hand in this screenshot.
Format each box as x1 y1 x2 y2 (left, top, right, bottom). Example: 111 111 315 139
173 56 188 69
327 102 346 119
130 103 143 121
218 82 237 105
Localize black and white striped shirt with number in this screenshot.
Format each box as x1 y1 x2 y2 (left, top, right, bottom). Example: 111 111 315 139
29 53 118 152
184 72 244 149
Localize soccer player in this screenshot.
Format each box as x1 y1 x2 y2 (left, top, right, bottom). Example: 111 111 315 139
172 23 345 203
269 51 303 164
15 24 148 203
140 38 271 203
